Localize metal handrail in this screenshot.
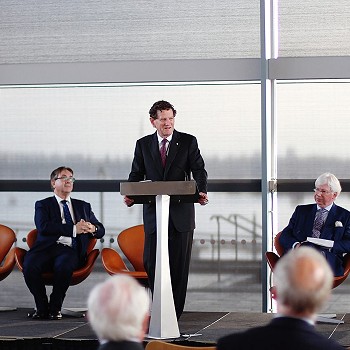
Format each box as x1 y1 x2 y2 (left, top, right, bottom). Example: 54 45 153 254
210 214 262 282
3 178 350 192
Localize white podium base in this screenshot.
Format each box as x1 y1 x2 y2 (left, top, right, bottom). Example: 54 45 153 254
148 195 180 339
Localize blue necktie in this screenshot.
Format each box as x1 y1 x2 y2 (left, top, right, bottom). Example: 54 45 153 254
62 200 77 250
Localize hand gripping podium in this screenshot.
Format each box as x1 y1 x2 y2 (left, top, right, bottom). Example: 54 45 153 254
120 180 197 339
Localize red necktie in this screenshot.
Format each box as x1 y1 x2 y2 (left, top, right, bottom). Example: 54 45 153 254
160 139 167 167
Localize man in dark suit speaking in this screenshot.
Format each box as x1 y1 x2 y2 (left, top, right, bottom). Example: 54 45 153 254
24 166 105 320
124 100 208 319
279 172 350 277
217 247 343 350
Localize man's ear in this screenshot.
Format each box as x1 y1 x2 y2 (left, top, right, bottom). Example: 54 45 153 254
270 286 277 300
139 313 150 340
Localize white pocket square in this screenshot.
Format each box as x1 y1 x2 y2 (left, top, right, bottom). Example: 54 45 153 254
335 221 343 227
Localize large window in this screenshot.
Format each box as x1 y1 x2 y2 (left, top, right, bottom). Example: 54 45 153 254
1 82 263 311
2 1 350 315
0 83 261 180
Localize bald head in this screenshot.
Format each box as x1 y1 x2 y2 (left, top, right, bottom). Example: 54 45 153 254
274 247 333 316
292 254 326 291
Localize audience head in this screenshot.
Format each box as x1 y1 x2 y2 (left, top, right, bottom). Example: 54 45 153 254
149 100 177 120
274 247 333 318
87 275 150 342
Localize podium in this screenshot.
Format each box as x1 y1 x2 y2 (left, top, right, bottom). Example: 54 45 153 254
120 180 197 339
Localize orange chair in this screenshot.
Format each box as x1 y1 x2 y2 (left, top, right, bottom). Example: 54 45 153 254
118 224 146 272
0 224 17 282
145 340 216 350
265 231 350 289
101 224 148 287
15 229 99 286
265 232 284 272
0 224 17 311
15 228 100 317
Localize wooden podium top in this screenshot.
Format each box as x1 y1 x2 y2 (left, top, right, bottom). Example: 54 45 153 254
120 180 196 196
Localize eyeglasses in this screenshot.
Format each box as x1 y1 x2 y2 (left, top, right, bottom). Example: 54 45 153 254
313 188 332 195
55 176 76 183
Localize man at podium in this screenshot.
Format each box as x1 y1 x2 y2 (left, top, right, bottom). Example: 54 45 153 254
124 100 208 319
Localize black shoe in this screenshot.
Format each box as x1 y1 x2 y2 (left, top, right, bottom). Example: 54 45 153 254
49 311 62 320
28 310 49 320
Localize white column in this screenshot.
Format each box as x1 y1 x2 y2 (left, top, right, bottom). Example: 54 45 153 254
148 194 180 339
261 0 279 313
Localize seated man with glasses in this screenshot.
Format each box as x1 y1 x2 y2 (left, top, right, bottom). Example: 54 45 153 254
280 172 350 277
23 166 105 320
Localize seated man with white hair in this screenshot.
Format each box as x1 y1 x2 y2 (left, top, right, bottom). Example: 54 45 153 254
280 172 350 276
88 274 150 350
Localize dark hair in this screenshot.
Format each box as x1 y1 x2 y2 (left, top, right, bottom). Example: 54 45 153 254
50 166 74 182
149 100 177 119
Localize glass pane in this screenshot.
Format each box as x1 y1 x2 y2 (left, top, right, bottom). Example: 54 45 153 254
4 190 348 313
3 190 348 313
0 83 261 180
1 191 263 312
279 0 350 57
277 81 350 178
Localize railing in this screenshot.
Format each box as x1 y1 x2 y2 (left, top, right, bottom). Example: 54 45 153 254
209 214 262 282
5 178 350 193
3 178 350 280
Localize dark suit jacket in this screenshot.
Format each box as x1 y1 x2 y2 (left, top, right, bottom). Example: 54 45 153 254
32 196 105 261
98 340 144 350
217 317 343 350
128 130 207 234
279 203 350 276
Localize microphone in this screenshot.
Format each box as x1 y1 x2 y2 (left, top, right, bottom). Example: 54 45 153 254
184 170 189 181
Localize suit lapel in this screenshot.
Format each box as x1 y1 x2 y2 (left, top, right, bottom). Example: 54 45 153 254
305 204 317 236
321 204 337 239
71 199 82 222
50 196 62 222
71 199 85 253
164 130 180 177
149 132 164 177
148 130 181 178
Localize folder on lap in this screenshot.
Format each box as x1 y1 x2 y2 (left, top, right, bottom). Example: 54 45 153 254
306 237 334 248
